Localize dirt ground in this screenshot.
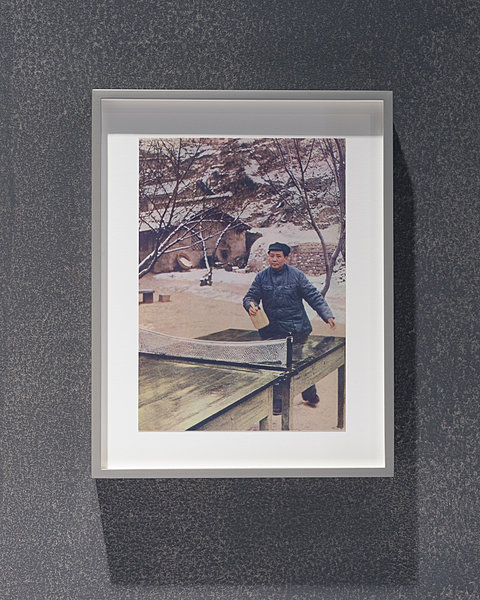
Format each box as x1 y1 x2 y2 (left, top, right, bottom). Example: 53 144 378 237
139 270 346 432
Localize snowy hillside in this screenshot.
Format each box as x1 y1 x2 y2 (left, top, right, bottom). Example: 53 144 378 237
139 137 346 299
139 137 342 229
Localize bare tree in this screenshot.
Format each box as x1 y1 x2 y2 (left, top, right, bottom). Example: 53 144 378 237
139 138 248 279
321 138 346 261
252 138 345 296
197 211 247 285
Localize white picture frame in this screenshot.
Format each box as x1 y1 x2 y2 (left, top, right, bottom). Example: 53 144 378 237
92 90 393 478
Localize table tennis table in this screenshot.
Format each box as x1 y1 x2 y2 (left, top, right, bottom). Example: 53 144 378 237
138 328 345 432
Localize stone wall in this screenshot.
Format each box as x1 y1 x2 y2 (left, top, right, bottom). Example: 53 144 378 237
247 241 337 276
288 242 336 276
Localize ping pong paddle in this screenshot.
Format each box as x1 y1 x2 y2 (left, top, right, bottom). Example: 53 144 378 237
249 304 269 330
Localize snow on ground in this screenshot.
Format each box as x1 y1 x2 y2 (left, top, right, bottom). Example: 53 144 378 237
251 222 340 246
152 265 345 322
242 161 266 185
151 221 345 322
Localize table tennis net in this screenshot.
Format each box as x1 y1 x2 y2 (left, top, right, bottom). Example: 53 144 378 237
139 329 289 368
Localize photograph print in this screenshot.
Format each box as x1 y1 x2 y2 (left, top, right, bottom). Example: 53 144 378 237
138 137 346 432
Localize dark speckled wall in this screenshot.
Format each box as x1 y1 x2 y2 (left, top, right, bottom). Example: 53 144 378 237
2 1 479 599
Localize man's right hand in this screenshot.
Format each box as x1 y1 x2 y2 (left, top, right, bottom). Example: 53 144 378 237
249 302 259 317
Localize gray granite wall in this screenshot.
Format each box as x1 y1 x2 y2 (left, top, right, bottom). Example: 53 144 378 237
2 1 478 599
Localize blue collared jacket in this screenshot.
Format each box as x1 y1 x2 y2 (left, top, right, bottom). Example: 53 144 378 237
243 264 334 336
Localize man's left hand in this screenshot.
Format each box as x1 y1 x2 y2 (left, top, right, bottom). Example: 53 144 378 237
327 318 336 330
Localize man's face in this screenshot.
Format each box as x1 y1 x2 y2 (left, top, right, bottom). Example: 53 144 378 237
268 250 286 270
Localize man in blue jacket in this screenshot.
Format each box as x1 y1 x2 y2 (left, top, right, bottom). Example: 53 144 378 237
243 242 336 414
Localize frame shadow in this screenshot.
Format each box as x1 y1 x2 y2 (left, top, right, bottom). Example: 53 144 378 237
96 127 418 586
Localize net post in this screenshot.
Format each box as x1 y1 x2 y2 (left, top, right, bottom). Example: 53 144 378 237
286 336 293 369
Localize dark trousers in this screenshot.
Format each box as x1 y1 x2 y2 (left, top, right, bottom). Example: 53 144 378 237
259 326 318 411
272 383 318 412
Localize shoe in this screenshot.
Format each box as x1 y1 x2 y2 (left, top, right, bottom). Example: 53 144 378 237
305 394 320 406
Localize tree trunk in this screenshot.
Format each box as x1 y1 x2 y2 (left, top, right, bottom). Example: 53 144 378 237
201 237 210 274
320 265 333 297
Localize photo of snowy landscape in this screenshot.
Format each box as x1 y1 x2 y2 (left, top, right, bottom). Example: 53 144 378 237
138 137 346 431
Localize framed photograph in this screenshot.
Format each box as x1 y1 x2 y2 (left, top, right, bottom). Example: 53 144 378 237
92 90 393 477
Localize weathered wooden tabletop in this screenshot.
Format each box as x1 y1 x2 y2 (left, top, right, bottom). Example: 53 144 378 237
139 329 345 432
199 329 346 431
138 354 283 431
